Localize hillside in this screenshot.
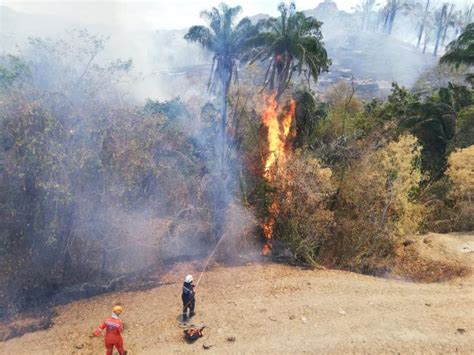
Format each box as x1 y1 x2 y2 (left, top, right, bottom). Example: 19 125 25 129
1 2 473 354
1 4 436 101
0 233 472 354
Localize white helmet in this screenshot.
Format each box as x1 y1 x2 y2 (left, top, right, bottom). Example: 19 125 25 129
185 274 193 283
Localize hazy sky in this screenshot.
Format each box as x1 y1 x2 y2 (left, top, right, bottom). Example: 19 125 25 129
3 0 368 30
2 0 473 30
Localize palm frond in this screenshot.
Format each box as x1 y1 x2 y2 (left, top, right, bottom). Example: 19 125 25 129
441 23 474 68
184 26 213 50
245 2 330 97
185 3 253 95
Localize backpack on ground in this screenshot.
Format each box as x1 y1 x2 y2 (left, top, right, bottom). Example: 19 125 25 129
183 326 205 342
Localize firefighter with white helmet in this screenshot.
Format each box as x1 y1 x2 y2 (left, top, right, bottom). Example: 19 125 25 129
182 274 196 322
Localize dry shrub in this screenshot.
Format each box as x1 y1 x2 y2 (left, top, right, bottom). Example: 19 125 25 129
273 150 336 264
421 145 474 233
316 81 369 144
323 81 363 114
453 106 474 148
218 203 258 260
393 242 470 282
419 177 453 233
448 145 474 198
446 145 474 230
0 314 53 342
336 134 426 269
70 209 167 277
380 134 425 236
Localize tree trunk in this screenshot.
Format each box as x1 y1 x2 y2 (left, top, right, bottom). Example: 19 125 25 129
276 58 291 102
433 26 443 56
417 0 430 48
383 11 391 33
467 5 473 26
441 25 448 47
441 4 454 47
434 4 448 56
388 8 397 34
212 70 232 241
220 75 230 174
417 25 425 48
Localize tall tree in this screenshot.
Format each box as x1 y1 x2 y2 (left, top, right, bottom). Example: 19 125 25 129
184 3 255 170
356 0 377 31
441 4 456 46
184 3 256 240
463 4 474 29
422 20 435 54
382 0 412 35
451 5 473 41
248 2 330 101
433 3 456 57
416 0 431 49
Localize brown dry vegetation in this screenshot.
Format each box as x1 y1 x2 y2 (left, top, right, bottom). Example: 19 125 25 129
393 233 472 282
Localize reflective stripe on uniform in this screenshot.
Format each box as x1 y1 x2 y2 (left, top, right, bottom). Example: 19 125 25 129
105 321 120 329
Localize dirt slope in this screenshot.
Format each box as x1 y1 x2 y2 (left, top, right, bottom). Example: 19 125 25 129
1 233 473 354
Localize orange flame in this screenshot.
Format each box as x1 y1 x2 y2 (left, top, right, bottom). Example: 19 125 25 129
260 93 296 255
261 94 296 179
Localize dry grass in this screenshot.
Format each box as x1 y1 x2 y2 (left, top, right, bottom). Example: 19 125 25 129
393 234 472 282
0 314 53 342
1 258 473 354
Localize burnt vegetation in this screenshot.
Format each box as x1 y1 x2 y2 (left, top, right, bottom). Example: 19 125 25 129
0 1 473 322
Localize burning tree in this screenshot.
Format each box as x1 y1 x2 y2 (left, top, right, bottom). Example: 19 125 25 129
259 94 296 254
245 2 331 254
271 150 335 263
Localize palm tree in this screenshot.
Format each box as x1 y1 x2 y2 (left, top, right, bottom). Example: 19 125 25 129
442 23 474 66
462 4 474 30
440 23 474 83
450 5 473 45
402 98 456 176
248 2 330 101
185 4 256 241
184 3 255 169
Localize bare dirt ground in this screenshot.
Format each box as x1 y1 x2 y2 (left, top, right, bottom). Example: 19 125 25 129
1 232 473 354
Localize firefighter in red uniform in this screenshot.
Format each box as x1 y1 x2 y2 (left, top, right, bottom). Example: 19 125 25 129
93 305 126 355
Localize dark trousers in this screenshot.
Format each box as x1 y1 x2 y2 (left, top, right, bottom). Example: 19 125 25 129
182 297 195 320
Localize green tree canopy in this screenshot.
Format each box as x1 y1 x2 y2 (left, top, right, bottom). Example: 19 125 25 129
248 1 330 100
440 23 474 82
